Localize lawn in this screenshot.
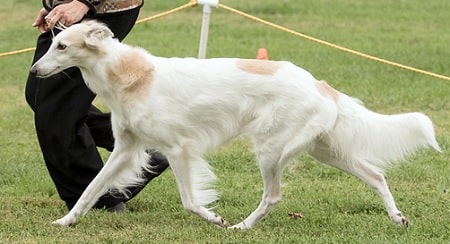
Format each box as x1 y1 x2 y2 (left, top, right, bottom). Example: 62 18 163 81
0 0 449 243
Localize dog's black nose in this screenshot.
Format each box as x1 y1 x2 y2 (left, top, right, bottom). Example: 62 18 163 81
30 66 38 76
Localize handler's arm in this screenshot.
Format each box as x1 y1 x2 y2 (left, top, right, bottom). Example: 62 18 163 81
34 0 90 32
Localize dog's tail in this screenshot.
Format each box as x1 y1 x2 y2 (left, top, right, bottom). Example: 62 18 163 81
327 94 441 170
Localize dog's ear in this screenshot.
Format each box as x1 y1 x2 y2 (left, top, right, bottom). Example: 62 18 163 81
84 23 114 49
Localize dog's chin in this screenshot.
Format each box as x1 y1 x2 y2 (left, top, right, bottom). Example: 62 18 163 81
36 73 56 78
35 68 63 78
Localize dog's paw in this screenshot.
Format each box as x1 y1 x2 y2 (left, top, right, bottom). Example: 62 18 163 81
52 216 77 227
391 213 409 227
228 221 249 230
209 214 228 228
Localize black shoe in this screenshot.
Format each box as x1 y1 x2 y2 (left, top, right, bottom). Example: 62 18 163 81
106 202 127 213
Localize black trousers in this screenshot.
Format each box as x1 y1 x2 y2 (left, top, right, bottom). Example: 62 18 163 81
25 8 169 210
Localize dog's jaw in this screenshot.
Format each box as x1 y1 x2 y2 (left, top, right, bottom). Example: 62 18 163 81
30 62 63 78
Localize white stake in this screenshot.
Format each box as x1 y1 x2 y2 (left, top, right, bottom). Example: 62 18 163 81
198 0 219 59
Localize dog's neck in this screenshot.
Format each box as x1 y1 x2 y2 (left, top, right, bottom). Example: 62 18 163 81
80 42 155 116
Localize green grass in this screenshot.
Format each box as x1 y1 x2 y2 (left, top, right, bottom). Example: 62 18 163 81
0 0 449 243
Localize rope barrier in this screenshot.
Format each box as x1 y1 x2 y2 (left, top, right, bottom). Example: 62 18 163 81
135 0 197 24
1 0 449 82
217 3 450 82
0 47 36 58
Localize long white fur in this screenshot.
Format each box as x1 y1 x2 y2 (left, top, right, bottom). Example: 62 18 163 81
31 20 441 229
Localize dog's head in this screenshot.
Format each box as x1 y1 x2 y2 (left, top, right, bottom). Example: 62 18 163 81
30 20 115 78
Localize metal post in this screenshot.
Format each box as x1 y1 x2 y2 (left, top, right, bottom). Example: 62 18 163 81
197 0 219 59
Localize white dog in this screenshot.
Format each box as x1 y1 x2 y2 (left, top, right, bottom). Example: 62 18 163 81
31 20 441 229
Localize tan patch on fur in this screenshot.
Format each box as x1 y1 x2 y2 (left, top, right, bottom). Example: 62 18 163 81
236 59 283 76
316 80 339 102
108 50 154 102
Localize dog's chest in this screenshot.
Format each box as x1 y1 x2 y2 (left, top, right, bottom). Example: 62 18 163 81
112 110 155 139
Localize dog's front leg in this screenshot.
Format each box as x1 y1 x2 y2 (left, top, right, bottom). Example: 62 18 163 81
53 146 134 226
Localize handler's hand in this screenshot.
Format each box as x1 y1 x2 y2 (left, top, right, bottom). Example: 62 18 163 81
32 1 90 33
32 8 49 33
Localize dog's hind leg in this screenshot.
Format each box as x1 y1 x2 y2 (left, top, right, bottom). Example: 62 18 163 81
230 130 325 229
229 103 337 229
345 162 408 226
167 145 225 227
229 149 286 229
310 144 409 226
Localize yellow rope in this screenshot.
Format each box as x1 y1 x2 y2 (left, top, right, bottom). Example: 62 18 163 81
0 47 36 57
136 0 197 24
218 3 450 82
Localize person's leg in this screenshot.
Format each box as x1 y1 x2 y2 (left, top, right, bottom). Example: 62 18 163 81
25 8 168 210
86 106 114 151
27 61 118 209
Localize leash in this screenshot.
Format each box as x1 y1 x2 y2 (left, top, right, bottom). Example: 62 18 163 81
45 15 68 39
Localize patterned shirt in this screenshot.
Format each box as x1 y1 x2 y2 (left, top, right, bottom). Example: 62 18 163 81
43 0 144 16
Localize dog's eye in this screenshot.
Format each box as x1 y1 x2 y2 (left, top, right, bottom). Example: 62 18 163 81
57 43 67 50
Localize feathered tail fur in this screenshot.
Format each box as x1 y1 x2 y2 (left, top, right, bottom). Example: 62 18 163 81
326 93 441 171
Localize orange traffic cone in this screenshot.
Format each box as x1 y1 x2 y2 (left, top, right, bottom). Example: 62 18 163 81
256 48 269 60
